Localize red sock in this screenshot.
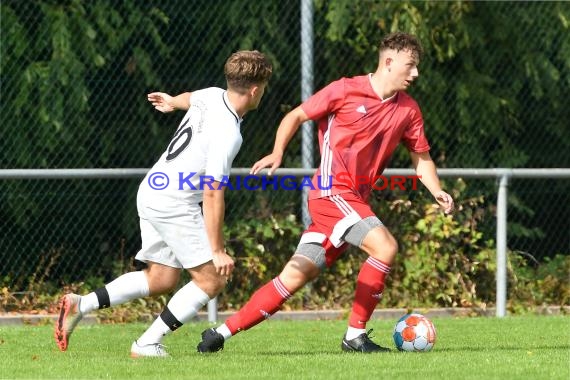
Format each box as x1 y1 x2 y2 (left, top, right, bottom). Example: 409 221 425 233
348 257 391 329
225 277 291 335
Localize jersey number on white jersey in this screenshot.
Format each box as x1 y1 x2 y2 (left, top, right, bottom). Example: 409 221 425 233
166 118 192 161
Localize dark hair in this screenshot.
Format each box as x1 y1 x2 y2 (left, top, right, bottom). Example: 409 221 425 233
380 32 423 59
224 50 273 93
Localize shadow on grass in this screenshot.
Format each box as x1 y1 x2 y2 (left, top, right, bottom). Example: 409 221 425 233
435 344 570 352
249 350 397 356
238 343 570 356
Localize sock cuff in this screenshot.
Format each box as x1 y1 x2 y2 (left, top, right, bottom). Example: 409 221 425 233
104 270 150 307
365 257 391 273
134 270 150 297
162 281 210 326
273 277 292 299
187 281 210 306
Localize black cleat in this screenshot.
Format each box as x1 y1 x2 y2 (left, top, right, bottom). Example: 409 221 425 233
197 328 225 353
341 329 391 353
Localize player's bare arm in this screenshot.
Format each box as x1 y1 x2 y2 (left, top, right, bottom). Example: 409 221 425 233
202 183 234 277
410 151 454 214
251 106 310 175
147 92 191 113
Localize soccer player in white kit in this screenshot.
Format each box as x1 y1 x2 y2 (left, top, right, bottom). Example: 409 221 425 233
54 50 273 357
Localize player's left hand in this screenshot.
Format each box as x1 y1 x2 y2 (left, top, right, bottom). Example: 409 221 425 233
250 152 283 176
212 249 235 277
434 190 454 214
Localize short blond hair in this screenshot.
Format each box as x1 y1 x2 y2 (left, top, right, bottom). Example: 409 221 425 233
224 50 273 93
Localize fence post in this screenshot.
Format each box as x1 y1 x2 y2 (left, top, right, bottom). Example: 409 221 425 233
496 173 509 317
300 0 314 228
207 297 217 323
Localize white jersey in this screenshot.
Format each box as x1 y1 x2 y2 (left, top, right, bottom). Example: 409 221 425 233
138 87 243 207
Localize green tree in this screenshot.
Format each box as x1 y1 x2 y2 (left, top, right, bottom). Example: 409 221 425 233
2 0 567 289
0 0 169 283
1 0 170 168
314 0 570 257
315 0 569 168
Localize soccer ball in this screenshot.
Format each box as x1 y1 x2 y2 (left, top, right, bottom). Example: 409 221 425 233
393 313 436 352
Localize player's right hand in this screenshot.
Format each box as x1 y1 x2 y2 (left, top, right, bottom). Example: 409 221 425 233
434 190 455 214
250 152 283 175
147 92 175 113
212 249 235 277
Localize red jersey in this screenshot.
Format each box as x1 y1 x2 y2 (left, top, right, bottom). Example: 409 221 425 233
301 74 430 201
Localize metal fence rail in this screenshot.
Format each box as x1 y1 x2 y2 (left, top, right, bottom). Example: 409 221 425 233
2 168 568 320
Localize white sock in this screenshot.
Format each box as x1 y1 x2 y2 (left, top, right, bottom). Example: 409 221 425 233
79 271 149 315
345 326 366 340
137 318 170 346
79 293 99 315
137 281 210 345
215 324 232 341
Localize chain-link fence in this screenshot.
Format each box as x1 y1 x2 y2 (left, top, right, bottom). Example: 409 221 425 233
1 1 569 289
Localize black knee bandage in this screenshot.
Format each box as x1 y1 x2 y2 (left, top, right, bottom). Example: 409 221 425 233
95 288 111 309
160 306 183 331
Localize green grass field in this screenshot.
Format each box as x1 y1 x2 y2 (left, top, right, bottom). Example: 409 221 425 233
1 315 568 379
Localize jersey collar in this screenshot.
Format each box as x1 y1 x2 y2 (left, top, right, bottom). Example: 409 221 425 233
223 91 242 124
367 73 397 103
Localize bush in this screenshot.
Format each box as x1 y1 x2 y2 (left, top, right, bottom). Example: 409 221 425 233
216 179 569 312
2 180 568 318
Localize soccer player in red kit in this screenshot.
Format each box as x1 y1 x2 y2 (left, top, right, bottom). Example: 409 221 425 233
198 32 454 353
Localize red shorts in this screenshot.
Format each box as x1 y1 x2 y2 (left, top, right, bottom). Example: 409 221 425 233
299 192 376 267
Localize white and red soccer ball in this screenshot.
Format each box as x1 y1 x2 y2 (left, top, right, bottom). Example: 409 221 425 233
393 313 437 352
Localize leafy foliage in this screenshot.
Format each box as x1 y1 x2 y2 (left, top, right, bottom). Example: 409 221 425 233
1 1 170 168
313 0 570 170
1 181 568 317
1 1 568 309
214 180 569 312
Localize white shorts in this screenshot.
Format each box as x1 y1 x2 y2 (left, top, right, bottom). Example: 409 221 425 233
134 193 213 269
